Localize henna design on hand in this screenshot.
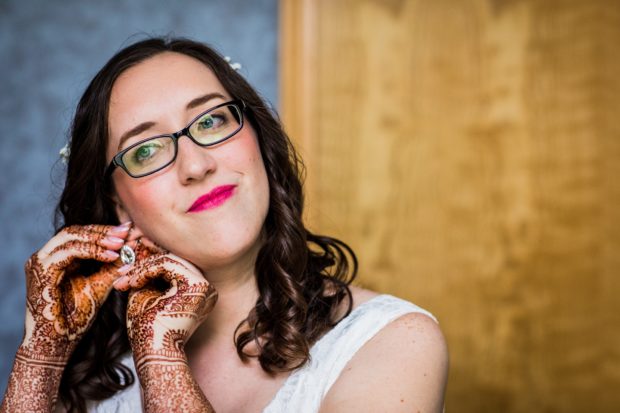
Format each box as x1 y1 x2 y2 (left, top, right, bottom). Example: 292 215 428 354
1 359 65 411
118 247 217 413
23 224 129 356
139 364 216 412
1 223 131 413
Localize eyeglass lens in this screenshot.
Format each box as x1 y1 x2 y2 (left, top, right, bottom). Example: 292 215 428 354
121 103 242 176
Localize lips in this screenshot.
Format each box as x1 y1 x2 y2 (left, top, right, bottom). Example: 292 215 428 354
187 185 237 213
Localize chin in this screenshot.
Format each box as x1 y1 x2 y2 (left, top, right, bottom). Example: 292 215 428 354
172 227 265 272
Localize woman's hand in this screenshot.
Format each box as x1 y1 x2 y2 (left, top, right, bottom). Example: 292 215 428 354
114 241 218 413
21 222 131 359
1 222 131 412
122 249 217 369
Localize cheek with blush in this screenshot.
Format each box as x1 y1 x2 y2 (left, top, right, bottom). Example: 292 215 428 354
117 186 172 243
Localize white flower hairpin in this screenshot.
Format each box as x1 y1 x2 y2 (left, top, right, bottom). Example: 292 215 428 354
224 56 242 71
59 142 70 164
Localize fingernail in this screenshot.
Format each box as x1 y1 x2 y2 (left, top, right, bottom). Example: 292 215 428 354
104 250 120 259
118 264 132 274
110 226 130 235
120 221 133 227
101 235 123 249
113 276 128 289
115 274 128 283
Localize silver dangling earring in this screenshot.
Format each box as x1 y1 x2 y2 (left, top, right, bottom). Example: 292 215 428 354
120 244 136 266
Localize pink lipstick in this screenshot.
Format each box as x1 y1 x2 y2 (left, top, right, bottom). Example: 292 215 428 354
187 185 236 213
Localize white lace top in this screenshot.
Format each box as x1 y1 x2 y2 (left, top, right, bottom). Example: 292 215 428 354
87 294 436 413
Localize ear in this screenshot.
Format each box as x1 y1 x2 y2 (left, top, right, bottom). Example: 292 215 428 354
113 195 147 240
113 194 132 225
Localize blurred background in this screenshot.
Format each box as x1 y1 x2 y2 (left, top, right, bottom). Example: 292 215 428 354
1 1 619 412
0 0 279 396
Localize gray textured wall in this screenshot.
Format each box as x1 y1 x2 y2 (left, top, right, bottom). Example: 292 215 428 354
0 0 278 395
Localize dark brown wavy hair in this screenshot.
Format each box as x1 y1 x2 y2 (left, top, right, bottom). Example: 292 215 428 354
54 37 357 412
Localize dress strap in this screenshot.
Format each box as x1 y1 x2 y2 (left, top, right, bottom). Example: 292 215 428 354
262 294 437 413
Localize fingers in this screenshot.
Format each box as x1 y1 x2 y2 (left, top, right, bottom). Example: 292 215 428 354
41 223 131 262
113 253 204 292
41 222 131 258
114 254 189 291
32 222 132 286
46 223 130 261
51 240 119 267
86 263 126 302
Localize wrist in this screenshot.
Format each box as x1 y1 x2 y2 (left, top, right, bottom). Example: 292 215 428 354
133 349 188 379
137 362 214 413
17 341 73 365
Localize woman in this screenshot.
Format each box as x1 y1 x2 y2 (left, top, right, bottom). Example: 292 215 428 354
1 37 448 413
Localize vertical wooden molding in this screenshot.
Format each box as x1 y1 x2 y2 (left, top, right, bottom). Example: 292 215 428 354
279 0 318 228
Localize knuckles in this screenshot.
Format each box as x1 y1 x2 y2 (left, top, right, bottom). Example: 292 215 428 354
24 225 216 354
36 224 110 262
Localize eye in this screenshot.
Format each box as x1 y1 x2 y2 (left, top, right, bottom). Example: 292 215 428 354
195 112 227 132
198 116 214 129
130 141 163 164
188 104 241 145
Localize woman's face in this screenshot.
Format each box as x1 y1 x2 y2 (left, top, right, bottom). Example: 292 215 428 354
106 52 270 272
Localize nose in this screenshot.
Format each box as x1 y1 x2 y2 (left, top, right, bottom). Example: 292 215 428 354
175 135 217 184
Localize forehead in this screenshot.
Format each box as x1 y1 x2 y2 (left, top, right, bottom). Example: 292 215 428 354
108 52 229 137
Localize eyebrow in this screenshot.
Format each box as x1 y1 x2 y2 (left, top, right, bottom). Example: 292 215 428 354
116 92 227 150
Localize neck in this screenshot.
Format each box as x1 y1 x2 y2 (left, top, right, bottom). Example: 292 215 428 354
187 245 261 352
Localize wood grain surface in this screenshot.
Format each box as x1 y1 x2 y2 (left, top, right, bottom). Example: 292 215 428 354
280 0 620 411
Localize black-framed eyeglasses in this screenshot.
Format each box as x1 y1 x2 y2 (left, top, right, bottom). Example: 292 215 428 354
105 100 246 178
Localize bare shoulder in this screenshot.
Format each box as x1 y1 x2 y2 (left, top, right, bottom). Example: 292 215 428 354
349 284 380 309
321 298 448 413
325 283 379 321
